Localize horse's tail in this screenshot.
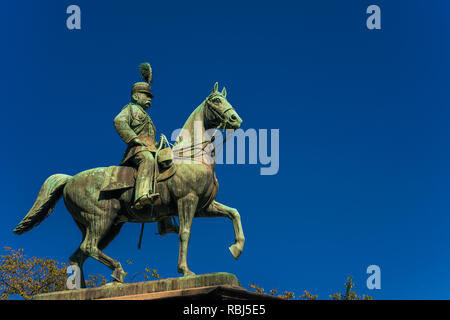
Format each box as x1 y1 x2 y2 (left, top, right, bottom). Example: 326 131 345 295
13 174 72 235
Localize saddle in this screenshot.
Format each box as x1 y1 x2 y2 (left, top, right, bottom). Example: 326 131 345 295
101 146 176 192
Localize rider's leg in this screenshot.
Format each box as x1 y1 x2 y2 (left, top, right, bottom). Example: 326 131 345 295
133 151 160 209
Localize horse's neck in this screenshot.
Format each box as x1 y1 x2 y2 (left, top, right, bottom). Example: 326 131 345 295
177 103 205 143
174 102 216 170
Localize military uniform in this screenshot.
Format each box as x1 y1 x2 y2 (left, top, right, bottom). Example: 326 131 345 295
115 103 157 163
114 102 158 206
114 68 178 235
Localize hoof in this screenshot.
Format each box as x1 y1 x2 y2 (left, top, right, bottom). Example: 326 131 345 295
111 269 126 283
229 244 242 260
178 268 196 277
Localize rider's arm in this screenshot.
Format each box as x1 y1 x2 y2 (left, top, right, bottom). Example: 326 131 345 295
113 106 138 144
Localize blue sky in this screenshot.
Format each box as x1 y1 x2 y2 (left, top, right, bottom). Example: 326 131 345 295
1 0 450 299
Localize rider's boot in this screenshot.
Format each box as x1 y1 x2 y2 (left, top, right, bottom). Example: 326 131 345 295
134 192 160 210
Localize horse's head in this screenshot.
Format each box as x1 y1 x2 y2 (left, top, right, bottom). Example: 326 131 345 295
204 82 242 130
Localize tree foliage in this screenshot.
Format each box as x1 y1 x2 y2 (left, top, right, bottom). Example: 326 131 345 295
250 276 372 300
84 274 108 288
329 276 373 300
0 247 108 300
0 247 67 300
127 259 163 282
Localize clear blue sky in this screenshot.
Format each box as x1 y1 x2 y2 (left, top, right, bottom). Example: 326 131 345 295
1 0 450 299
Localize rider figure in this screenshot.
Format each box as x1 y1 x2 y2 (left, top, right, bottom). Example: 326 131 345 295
114 63 178 235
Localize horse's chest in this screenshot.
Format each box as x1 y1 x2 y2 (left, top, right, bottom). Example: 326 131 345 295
198 176 219 210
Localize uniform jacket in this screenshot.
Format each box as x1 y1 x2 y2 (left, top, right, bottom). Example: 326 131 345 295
114 103 157 165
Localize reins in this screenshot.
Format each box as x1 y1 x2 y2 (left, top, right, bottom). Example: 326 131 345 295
172 102 234 162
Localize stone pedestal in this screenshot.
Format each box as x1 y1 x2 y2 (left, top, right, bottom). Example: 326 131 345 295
32 272 280 300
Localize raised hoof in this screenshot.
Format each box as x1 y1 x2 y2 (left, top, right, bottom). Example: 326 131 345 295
229 244 242 260
111 269 126 283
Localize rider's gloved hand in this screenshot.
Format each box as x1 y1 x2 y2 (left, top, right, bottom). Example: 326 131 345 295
130 137 147 147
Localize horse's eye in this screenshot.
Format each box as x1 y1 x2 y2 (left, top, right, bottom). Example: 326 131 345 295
213 98 221 104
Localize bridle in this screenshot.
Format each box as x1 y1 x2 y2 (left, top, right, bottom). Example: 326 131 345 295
172 99 235 160
205 99 234 129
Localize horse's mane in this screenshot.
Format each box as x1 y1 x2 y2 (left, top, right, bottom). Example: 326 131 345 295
173 101 206 147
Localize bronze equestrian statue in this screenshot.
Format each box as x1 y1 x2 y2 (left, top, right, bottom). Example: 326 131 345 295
13 64 245 287
113 63 178 235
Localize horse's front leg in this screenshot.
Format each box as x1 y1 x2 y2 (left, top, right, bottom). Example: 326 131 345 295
203 200 245 259
177 194 199 276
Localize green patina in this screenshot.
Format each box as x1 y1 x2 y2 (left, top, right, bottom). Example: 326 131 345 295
13 64 245 286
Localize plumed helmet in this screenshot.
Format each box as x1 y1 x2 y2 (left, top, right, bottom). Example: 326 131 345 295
131 62 153 98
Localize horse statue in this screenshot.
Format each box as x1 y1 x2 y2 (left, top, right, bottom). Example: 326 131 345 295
13 82 245 287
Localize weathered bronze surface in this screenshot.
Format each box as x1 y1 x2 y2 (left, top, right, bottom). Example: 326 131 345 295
114 62 163 212
13 64 244 286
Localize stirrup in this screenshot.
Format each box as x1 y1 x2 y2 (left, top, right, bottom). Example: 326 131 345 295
134 193 160 210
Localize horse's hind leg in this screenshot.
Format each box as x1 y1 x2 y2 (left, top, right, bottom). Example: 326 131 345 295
79 214 126 283
96 222 125 284
201 200 245 259
69 221 88 288
69 248 88 288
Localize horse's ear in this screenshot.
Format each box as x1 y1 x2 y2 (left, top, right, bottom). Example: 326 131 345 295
211 82 218 94
221 87 227 98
